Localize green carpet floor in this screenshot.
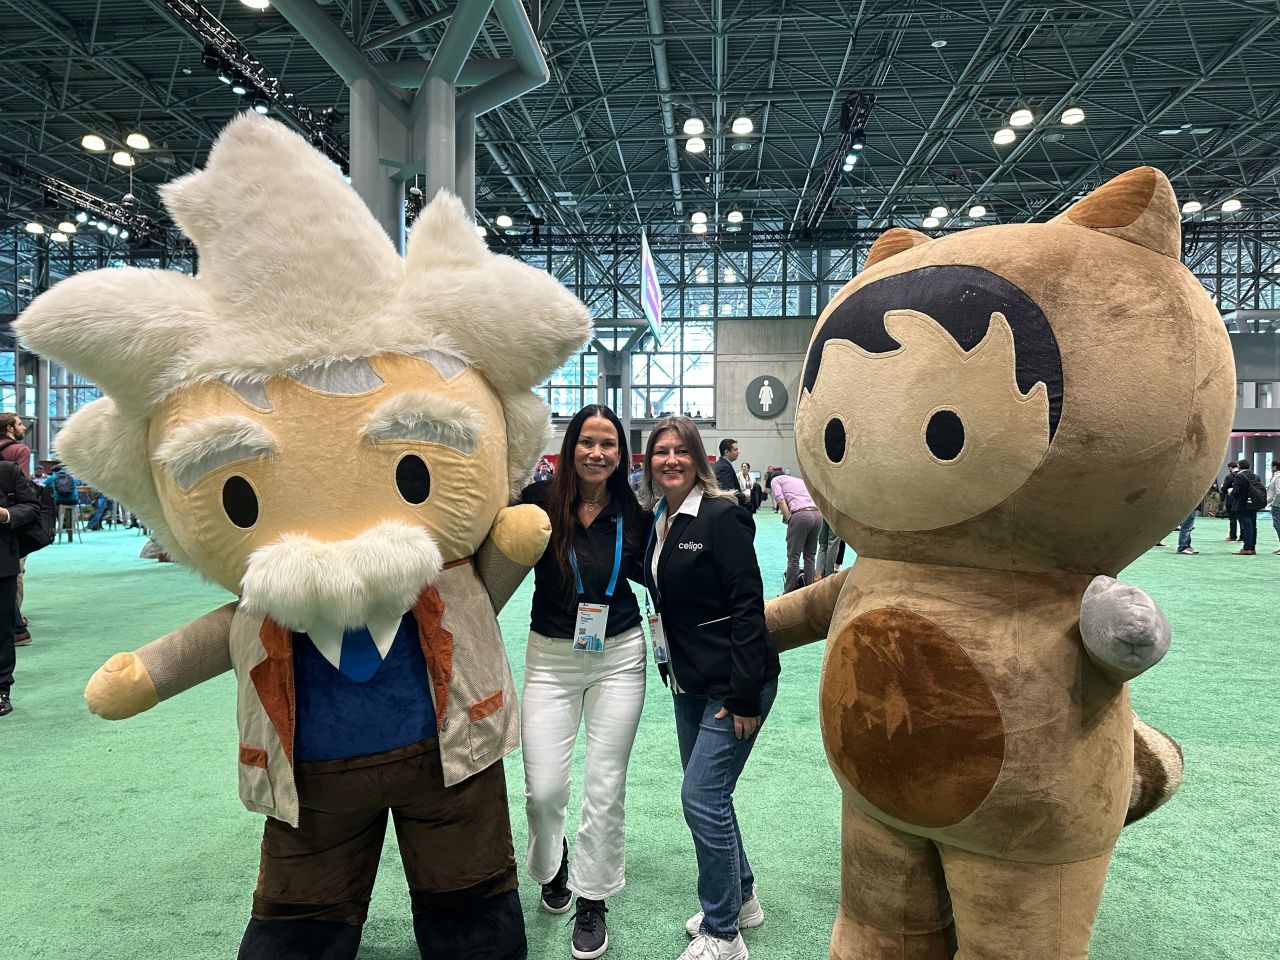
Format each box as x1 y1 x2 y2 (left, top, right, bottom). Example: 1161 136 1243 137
4 513 1277 959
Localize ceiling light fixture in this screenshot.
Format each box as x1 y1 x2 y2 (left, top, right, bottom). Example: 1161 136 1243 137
51 231 68 243
81 133 106 151
993 128 1016 145
474 225 487 237
969 205 987 218
1010 108 1034 127
107 225 119 236
96 221 108 231
24 222 44 235
75 211 89 223
691 211 707 224
1221 198 1242 212
850 129 866 150
217 65 233 84
57 220 76 233
691 222 708 235
252 98 270 115
125 132 150 150
922 216 940 229
845 152 858 165
1061 107 1085 125
930 205 948 218
495 212 513 228
230 77 249 96
685 136 706 154
120 230 129 240
727 210 743 223
111 151 135 167
1181 200 1203 214
731 116 753 135
241 0 271 9
931 39 947 48
682 117 704 136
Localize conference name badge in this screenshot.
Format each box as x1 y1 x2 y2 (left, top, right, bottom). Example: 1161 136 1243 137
573 602 608 653
647 612 669 665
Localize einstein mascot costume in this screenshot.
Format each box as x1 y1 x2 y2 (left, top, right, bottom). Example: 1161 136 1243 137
15 115 590 960
765 168 1234 959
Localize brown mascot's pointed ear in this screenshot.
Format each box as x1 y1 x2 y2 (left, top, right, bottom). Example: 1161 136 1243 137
1051 167 1180 258
865 228 932 270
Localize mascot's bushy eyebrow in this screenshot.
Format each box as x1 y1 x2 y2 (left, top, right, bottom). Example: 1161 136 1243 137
803 264 1064 439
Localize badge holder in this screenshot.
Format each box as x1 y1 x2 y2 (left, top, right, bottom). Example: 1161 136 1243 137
570 513 623 654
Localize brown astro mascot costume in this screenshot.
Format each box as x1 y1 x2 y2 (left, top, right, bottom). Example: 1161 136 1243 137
15 115 590 960
765 168 1234 959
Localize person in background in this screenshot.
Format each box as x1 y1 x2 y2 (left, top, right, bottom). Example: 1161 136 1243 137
519 405 650 960
0 460 40 717
815 518 846 577
629 461 644 495
1268 461 1280 555
1175 507 1199 555
641 416 779 960
46 463 80 544
0 414 32 645
1222 461 1243 541
769 471 822 593
1229 460 1264 555
714 439 747 508
533 457 555 483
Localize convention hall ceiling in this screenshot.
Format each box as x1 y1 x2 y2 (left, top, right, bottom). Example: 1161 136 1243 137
1 0 1278 242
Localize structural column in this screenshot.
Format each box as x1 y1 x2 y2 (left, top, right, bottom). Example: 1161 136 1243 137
350 77 407 249
421 76 456 201
35 358 50 461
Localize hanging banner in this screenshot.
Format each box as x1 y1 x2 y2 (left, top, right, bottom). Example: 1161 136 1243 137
640 230 663 342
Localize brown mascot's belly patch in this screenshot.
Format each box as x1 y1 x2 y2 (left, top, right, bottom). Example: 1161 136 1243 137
822 607 1005 828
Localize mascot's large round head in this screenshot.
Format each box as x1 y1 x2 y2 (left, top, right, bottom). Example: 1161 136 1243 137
15 115 589 625
796 167 1235 574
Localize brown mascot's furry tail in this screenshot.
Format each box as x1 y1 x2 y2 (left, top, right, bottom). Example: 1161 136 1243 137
1126 714 1184 824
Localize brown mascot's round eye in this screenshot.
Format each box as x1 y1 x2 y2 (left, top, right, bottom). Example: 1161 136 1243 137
825 417 847 464
925 409 965 461
397 455 432 504
222 476 259 528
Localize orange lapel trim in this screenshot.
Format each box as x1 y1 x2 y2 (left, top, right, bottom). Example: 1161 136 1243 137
250 618 295 765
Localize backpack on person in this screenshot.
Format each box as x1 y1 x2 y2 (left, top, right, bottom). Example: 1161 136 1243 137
53 470 76 498
0 463 55 557
1245 474 1268 511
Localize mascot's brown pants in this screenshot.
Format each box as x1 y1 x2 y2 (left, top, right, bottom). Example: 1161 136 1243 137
238 738 525 960
831 802 1112 960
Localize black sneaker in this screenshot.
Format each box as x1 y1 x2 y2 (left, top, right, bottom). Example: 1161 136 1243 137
571 897 608 960
540 838 571 914
0 692 11 717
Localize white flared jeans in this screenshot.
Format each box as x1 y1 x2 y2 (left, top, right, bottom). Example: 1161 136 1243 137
521 626 646 900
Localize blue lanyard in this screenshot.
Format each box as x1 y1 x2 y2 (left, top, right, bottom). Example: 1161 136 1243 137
569 512 624 600
645 499 667 611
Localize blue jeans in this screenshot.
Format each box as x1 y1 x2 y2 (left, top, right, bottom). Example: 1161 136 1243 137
673 679 778 939
1272 507 1280 548
1177 511 1196 552
1239 510 1258 551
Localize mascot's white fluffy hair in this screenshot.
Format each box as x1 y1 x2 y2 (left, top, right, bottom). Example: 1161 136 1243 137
14 114 590 565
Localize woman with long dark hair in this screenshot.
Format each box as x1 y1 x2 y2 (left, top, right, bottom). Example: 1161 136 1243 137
519 404 649 960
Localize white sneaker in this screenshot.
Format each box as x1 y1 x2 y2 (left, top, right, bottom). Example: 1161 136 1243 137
678 933 748 960
685 886 763 937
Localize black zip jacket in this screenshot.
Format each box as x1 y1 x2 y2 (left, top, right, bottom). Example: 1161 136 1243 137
644 492 779 716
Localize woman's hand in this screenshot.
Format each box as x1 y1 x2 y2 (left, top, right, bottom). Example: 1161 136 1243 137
715 706 760 740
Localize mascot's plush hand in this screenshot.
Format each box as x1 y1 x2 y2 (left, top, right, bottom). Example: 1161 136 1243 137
1080 575 1171 682
85 652 160 720
490 504 551 567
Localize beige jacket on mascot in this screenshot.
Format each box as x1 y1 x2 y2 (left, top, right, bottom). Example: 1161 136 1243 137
15 114 590 960
765 168 1234 959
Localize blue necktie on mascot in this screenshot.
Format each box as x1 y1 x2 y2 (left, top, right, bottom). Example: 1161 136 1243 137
15 114 590 960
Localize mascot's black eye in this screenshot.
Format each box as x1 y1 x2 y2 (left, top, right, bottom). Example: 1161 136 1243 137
222 476 259 528
824 417 847 464
397 455 432 504
925 410 965 461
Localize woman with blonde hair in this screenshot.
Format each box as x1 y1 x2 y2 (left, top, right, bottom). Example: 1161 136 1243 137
640 417 780 960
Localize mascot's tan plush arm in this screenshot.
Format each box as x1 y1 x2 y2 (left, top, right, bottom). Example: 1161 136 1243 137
1079 576 1171 683
476 504 552 615
765 569 850 652
85 602 237 719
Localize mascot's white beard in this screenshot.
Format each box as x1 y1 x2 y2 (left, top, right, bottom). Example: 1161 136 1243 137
240 520 444 632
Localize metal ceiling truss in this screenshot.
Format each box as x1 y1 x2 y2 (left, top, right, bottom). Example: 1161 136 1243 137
1 0 1278 309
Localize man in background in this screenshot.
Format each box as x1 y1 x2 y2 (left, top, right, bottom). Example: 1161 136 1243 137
1222 461 1243 542
0 459 40 716
714 438 747 507
0 414 31 645
47 463 80 544
770 471 822 592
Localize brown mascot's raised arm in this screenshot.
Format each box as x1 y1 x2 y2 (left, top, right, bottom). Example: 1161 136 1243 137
14 114 589 960
786 167 1233 960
